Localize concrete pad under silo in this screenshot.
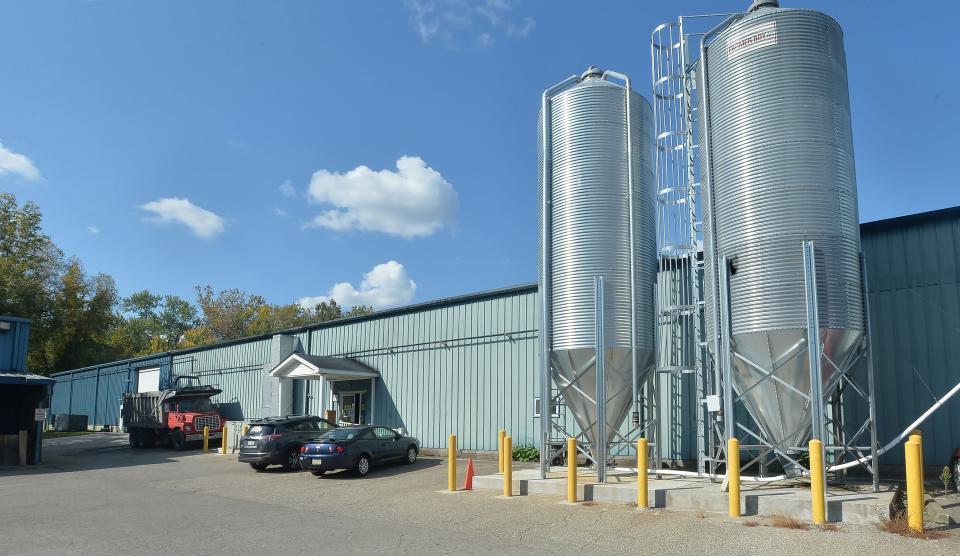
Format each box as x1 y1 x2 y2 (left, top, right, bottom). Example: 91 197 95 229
471 467 896 525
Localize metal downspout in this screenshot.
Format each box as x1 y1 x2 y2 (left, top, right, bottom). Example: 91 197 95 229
594 276 607 482
861 253 880 492
539 74 579 479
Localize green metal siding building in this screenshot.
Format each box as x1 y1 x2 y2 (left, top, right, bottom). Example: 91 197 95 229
50 206 960 467
856 207 960 467
52 285 541 453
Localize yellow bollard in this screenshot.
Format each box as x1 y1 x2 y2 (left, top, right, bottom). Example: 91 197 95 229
906 439 924 532
221 425 229 455
448 434 457 492
203 426 209 452
503 436 513 497
567 437 577 503
728 437 740 517
809 439 826 525
910 430 924 496
498 429 506 474
638 438 648 509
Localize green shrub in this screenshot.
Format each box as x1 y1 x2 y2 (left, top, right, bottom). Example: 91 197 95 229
512 444 540 462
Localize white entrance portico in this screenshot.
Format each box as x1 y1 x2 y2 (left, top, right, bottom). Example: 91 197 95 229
268 353 379 424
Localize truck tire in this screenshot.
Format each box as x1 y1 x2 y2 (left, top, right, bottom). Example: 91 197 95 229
129 430 138 449
172 429 186 451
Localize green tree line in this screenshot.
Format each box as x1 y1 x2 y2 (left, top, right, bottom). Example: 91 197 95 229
0 193 372 375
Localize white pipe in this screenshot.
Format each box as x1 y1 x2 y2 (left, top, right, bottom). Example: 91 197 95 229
619 377 960 481
827 377 960 472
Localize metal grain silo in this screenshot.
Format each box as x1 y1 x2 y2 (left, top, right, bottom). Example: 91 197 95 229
539 67 656 464
699 2 864 454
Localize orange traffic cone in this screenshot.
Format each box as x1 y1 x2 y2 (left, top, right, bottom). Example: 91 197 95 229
463 458 475 490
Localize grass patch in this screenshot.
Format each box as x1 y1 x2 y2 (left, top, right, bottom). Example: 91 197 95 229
43 430 96 439
743 520 760 527
695 510 706 519
771 515 810 531
877 511 949 540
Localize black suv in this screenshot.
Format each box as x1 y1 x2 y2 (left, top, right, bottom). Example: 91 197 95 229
238 415 336 471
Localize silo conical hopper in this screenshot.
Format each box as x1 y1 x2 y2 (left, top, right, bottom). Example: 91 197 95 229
699 3 864 458
539 67 656 461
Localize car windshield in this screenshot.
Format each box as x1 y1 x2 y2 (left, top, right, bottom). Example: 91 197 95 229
177 398 214 412
320 428 363 441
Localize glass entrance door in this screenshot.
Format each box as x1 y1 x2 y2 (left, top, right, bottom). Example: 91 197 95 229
338 392 368 424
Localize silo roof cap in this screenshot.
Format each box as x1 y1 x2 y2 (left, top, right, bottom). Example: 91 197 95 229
748 0 779 11
580 66 604 81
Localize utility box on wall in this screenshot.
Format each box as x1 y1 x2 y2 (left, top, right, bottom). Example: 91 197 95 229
0 317 30 373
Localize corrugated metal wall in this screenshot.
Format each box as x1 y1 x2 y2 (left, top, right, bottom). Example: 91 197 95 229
306 289 539 452
49 355 172 428
50 286 543 451
853 210 960 467
45 207 960 465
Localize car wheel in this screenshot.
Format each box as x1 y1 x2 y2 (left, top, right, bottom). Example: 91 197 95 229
405 446 418 464
172 429 186 451
282 447 302 471
355 455 371 477
249 463 268 472
311 470 326 477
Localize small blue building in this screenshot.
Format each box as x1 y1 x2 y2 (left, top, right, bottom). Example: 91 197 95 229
0 316 54 465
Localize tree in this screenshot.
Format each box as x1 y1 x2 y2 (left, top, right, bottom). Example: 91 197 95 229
0 193 65 372
344 304 374 318
313 299 343 322
155 295 198 349
43 261 119 371
121 290 162 320
194 285 268 342
114 290 197 355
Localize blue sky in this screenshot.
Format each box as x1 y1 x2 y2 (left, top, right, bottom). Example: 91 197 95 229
1 1 957 310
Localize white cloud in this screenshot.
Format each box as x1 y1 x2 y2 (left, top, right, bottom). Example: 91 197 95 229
279 180 296 198
274 208 289 218
304 155 457 238
86 225 100 235
298 261 416 310
405 0 535 47
140 197 226 239
0 141 40 182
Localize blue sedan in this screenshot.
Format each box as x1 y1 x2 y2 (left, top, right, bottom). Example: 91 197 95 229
300 425 419 477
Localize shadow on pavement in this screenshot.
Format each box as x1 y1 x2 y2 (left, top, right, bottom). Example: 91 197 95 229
0 432 225 477
309 457 442 480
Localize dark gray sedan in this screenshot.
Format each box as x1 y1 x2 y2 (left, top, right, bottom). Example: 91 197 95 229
300 425 419 477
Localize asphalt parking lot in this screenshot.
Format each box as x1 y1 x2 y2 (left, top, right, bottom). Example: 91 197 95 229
0 433 956 555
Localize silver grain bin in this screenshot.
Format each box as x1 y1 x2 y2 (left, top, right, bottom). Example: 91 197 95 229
539 67 656 460
699 2 864 454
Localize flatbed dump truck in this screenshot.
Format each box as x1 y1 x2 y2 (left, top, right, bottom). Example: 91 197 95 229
122 377 224 450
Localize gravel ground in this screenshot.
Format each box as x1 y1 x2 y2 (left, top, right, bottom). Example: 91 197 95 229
0 433 956 555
